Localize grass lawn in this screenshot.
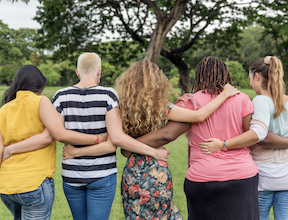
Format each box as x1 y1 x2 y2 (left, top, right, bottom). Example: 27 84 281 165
0 86 274 219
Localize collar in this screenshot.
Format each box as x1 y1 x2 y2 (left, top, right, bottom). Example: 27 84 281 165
16 90 36 98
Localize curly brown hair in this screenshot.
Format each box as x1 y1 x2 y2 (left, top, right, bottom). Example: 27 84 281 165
192 56 234 95
115 59 176 138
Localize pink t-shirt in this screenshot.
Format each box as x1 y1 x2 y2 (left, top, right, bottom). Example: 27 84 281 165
176 91 259 182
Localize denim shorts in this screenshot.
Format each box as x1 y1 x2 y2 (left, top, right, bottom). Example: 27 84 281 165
1 178 55 220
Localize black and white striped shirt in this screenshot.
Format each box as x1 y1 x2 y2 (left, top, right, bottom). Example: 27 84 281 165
52 86 118 186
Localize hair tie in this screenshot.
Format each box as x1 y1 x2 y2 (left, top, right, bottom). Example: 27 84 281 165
264 56 272 65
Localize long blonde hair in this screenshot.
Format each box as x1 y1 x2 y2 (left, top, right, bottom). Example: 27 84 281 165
115 59 176 138
250 56 286 118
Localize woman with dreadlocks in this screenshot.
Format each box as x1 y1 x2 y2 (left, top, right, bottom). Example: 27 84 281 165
198 56 288 220
135 56 259 220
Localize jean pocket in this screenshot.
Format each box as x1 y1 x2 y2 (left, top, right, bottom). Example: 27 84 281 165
18 185 45 206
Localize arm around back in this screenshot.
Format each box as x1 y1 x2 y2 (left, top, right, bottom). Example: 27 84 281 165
39 96 97 145
137 120 190 147
106 107 171 161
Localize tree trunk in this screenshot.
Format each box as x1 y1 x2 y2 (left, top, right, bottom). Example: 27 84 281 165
178 65 191 94
161 51 191 94
144 0 189 63
145 22 167 63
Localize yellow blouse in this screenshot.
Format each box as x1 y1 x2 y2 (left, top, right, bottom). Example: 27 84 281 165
0 91 56 194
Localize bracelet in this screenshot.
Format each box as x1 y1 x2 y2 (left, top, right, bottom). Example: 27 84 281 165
222 140 228 152
94 134 99 145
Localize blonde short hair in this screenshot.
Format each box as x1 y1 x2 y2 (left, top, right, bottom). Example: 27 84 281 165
77 52 101 77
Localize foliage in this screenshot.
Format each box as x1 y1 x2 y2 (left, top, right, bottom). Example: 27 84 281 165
0 20 37 84
12 0 255 93
39 61 62 86
243 0 288 93
225 61 250 88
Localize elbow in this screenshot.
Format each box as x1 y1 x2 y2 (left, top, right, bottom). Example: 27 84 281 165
196 112 205 123
161 130 177 143
51 130 66 143
109 133 125 147
44 134 54 145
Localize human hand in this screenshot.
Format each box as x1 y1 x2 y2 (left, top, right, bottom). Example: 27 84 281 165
153 146 171 161
62 144 78 160
222 83 240 97
198 138 223 154
2 146 12 161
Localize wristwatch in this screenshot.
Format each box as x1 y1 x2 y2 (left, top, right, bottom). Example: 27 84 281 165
222 140 228 152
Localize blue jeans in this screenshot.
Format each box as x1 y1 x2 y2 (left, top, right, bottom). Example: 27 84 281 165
63 173 117 220
258 190 288 220
0 178 54 220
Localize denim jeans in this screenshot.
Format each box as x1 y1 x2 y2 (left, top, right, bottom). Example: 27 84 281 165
63 173 117 220
258 190 288 220
0 178 55 220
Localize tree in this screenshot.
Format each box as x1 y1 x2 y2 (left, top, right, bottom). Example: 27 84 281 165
244 0 288 93
10 0 254 93
0 20 37 84
225 61 249 88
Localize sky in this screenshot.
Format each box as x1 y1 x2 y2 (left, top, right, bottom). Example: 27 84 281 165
0 0 40 29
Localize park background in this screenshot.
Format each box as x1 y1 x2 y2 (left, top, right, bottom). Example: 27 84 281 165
1 0 287 219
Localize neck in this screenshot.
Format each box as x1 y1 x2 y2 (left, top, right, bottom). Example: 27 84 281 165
74 75 99 88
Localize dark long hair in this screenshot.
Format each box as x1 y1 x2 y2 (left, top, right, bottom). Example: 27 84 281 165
192 56 234 95
2 65 47 104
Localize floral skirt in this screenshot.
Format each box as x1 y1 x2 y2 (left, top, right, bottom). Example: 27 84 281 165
121 153 182 220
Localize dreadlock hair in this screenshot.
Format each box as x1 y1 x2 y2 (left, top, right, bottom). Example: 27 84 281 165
192 56 234 95
115 59 177 138
250 56 286 118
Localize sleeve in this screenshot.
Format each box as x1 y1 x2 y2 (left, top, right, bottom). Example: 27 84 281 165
106 88 119 111
242 94 254 118
51 90 64 115
251 96 270 127
175 93 201 110
167 102 174 113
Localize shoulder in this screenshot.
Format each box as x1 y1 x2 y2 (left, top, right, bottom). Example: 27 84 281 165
175 93 200 110
252 95 272 106
52 86 74 100
96 86 119 99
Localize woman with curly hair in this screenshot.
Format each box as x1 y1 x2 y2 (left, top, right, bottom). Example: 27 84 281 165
115 59 239 219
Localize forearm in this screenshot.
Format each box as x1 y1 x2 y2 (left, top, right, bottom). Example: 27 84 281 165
68 142 116 158
259 131 288 149
137 121 190 147
7 128 54 155
0 132 4 165
226 130 259 149
112 133 156 157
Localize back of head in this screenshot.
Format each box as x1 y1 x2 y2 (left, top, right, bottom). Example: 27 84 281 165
115 59 175 138
250 56 285 118
192 56 234 94
77 52 101 77
2 65 47 104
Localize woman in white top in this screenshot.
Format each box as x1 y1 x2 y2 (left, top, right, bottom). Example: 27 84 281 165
199 56 288 220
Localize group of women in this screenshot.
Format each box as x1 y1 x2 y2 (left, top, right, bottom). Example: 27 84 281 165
0 53 287 220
